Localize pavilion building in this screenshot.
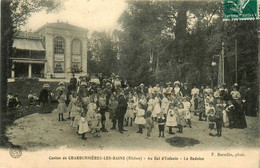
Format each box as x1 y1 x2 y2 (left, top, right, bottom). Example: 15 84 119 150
11 21 88 79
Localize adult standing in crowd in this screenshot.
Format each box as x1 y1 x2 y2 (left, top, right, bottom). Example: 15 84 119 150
231 84 247 129
39 84 50 113
244 86 257 117
182 83 190 97
116 90 128 134
98 91 108 132
70 73 78 92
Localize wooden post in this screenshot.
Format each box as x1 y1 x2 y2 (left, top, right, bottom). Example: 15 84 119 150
235 39 238 83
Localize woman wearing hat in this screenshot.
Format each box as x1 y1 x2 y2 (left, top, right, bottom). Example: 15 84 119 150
39 84 50 113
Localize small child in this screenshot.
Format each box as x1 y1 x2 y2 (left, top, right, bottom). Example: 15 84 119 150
176 103 186 133
166 103 177 135
124 98 135 126
152 95 161 121
161 94 169 118
215 99 224 137
78 112 89 140
68 93 78 125
208 104 216 136
74 103 83 133
91 108 102 137
145 111 154 139
157 112 166 137
135 103 146 134
56 89 67 121
183 97 192 128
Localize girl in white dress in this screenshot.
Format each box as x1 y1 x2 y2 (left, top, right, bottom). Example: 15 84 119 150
78 112 89 140
161 94 169 117
166 103 177 134
56 89 67 121
135 103 146 134
73 103 83 130
124 97 135 126
183 97 192 128
147 95 154 115
152 95 161 120
69 94 78 126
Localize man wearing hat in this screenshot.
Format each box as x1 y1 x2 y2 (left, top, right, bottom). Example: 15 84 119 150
98 91 108 132
39 84 50 113
182 83 190 97
70 73 78 91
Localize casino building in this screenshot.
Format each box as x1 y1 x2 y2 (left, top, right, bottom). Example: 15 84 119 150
11 21 88 79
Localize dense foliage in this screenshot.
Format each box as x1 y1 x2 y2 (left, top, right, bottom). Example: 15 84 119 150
88 1 258 89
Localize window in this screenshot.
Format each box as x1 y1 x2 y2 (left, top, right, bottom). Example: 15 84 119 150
54 36 65 73
71 38 82 73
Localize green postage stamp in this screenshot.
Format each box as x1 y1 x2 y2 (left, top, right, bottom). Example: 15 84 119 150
223 0 259 20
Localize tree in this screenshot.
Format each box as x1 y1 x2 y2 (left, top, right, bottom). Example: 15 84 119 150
0 0 61 147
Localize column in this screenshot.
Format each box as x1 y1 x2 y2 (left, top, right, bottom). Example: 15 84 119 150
82 37 87 74
257 29 260 117
45 33 54 75
65 36 71 76
11 63 15 78
28 63 32 78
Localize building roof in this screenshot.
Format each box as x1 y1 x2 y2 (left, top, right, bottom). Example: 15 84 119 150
13 38 45 51
35 21 88 33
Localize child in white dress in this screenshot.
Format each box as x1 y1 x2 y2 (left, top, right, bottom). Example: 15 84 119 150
91 108 102 137
152 95 161 121
78 112 89 140
183 97 192 128
161 94 169 118
124 97 135 126
135 103 146 134
166 103 177 134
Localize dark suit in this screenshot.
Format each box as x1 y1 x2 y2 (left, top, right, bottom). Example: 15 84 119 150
116 94 127 131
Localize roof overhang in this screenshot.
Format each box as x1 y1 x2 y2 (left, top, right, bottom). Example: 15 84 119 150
13 38 45 51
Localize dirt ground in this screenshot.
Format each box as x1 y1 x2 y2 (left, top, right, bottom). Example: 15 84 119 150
5 108 260 151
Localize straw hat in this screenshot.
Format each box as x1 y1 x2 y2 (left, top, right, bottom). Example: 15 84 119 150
80 81 87 86
43 84 50 88
58 82 64 86
174 81 180 85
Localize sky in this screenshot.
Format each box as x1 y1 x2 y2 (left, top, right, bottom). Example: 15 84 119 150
23 0 128 33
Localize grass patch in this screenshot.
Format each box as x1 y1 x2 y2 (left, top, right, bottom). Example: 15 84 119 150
1 81 61 148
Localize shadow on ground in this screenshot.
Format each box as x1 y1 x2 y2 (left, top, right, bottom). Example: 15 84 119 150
166 137 200 147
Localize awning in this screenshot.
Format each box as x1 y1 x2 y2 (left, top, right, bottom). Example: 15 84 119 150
13 38 45 51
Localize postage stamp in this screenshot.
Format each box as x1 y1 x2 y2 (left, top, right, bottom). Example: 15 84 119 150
223 0 259 20
9 147 22 159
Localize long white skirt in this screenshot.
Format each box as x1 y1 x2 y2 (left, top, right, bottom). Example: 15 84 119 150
152 104 161 117
135 117 146 125
78 117 89 134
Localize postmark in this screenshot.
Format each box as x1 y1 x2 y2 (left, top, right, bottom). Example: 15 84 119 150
9 146 22 159
223 0 259 20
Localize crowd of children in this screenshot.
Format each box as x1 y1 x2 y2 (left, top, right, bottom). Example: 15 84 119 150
50 73 247 141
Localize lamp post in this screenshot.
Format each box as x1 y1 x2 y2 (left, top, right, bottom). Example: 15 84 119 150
211 61 217 89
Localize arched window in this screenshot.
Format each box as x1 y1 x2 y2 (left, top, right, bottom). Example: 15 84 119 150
71 38 82 73
54 36 65 73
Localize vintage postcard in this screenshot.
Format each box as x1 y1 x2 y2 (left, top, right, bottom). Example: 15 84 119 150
0 0 259 167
